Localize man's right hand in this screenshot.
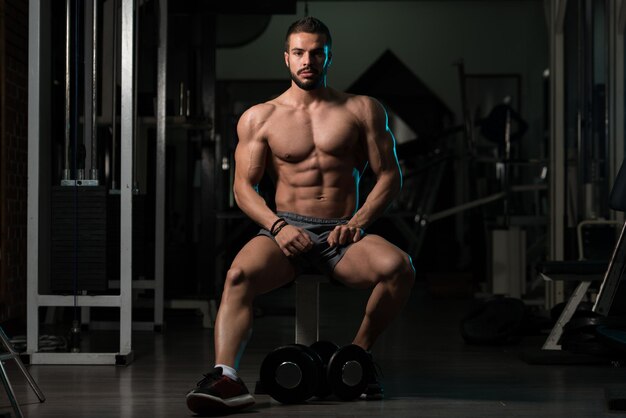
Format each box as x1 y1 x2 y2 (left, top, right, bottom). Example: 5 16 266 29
275 224 314 257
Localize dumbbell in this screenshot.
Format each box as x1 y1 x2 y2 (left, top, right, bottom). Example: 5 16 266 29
259 343 323 404
259 342 372 403
327 343 372 401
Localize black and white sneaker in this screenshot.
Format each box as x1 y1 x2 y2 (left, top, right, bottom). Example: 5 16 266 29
186 367 255 414
361 354 384 400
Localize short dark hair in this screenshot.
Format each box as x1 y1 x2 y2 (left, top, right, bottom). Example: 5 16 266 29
285 17 332 51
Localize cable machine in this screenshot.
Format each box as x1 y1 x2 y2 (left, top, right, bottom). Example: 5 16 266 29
26 0 149 365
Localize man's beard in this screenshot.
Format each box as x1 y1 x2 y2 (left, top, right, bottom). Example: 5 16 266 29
290 68 324 91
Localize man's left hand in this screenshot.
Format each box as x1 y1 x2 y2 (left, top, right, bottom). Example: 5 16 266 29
327 224 364 247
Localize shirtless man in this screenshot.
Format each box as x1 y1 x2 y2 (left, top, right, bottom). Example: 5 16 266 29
186 17 415 414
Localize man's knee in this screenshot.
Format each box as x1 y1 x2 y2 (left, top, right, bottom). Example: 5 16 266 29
382 253 415 288
223 267 254 296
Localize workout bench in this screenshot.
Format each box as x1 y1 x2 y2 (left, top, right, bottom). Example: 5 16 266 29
295 274 330 346
540 157 626 351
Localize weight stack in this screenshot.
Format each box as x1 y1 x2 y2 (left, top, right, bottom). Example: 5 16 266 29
51 185 109 293
106 193 150 281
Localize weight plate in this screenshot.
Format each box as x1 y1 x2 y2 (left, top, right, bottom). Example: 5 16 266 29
563 316 606 333
327 344 371 401
259 344 321 404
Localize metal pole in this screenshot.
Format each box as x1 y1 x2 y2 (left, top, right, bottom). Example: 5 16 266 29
132 0 139 192
548 0 567 307
27 0 42 357
120 0 134 356
91 0 99 181
154 0 167 329
63 0 71 181
111 0 118 190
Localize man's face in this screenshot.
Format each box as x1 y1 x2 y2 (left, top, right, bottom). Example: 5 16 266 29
284 32 331 91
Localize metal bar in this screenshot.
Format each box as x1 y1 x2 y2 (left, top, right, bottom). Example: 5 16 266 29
548 0 567 307
84 0 93 178
120 0 134 355
428 192 506 223
27 0 42 357
86 321 157 331
91 0 99 181
617 0 626 35
28 352 124 365
111 0 118 189
0 360 23 418
295 275 328 345
422 185 545 226
63 0 71 180
510 184 548 192
556 0 568 34
37 295 121 307
0 328 46 402
132 0 139 191
154 0 168 329
108 279 155 289
594 221 626 315
542 280 591 350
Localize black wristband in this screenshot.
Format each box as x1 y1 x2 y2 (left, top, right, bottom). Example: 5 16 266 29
270 218 287 236
272 221 288 236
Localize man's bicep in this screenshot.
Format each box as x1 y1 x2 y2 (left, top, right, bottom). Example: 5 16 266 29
363 99 399 176
234 138 268 187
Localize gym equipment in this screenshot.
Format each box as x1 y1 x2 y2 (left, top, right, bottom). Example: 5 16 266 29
259 342 373 403
560 312 613 356
260 275 373 403
259 344 322 404
27 0 137 365
327 344 372 401
0 327 46 418
309 340 339 398
539 157 626 353
295 275 328 346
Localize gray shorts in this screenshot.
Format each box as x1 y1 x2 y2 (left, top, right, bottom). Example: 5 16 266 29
257 211 363 276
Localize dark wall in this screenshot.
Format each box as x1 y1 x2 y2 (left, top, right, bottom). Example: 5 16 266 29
0 0 29 326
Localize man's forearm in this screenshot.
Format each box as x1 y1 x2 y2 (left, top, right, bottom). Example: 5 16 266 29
234 183 280 231
348 172 401 229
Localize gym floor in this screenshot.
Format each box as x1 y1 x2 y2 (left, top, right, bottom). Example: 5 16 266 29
3 282 626 417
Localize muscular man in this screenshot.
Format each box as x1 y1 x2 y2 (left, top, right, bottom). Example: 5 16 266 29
186 16 415 414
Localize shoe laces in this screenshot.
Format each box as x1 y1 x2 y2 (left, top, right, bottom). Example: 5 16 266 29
196 368 223 387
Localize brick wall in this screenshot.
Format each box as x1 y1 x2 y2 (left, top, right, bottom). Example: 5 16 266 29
0 0 29 326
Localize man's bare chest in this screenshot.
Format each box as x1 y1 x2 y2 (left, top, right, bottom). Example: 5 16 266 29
265 110 361 163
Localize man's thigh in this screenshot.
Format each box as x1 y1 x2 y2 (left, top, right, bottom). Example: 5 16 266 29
331 235 412 288
230 235 297 295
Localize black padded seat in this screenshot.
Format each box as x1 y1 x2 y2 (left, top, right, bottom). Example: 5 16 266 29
539 260 608 279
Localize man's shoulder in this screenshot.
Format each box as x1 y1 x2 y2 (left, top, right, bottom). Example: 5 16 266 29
238 101 282 130
340 92 383 118
241 101 278 119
